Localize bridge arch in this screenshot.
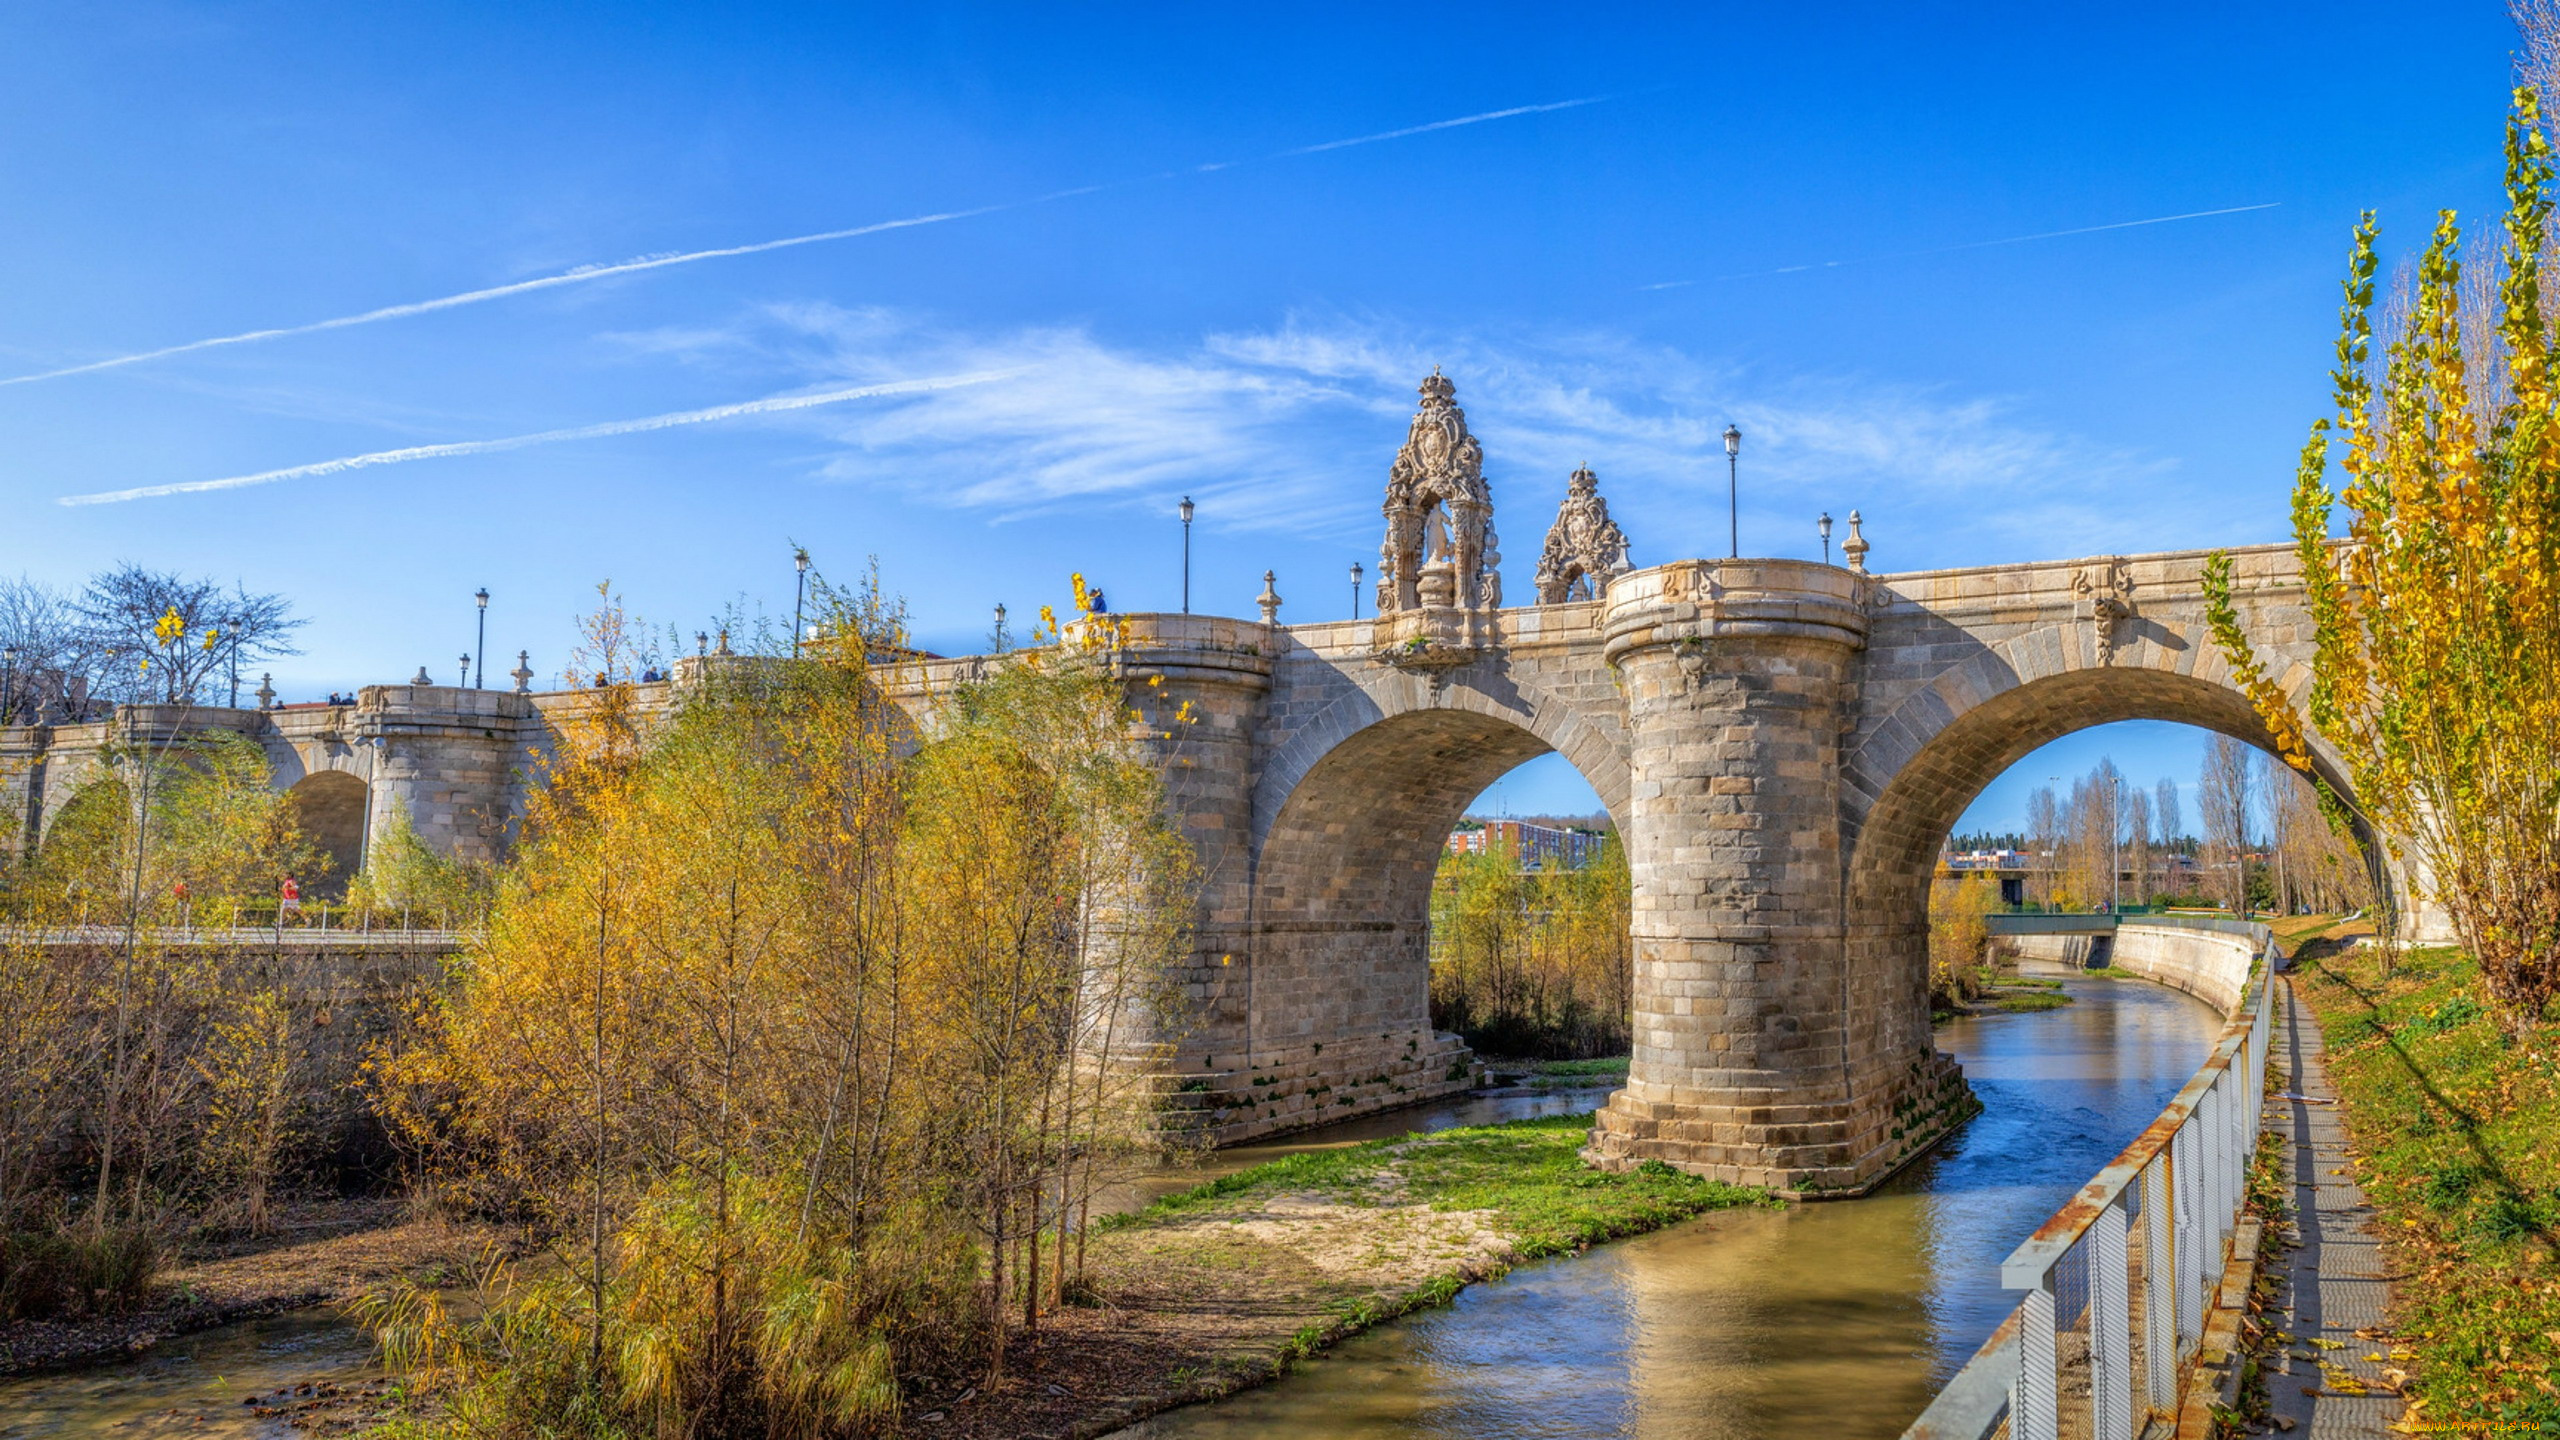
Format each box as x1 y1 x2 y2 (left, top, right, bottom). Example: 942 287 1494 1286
285 770 371 898
1840 659 2370 1071
1242 696 1627 1064
1251 663 1631 857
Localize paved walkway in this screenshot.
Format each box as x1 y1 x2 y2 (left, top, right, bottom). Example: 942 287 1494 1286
2259 976 2403 1437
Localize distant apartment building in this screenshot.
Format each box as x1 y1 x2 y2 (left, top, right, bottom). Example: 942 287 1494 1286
1938 845 2211 906
1446 819 1610 869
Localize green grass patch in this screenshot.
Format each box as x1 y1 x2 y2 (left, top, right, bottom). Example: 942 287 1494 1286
1989 991 2074 1013
2080 965 2136 979
1527 1056 1631 1078
1487 1055 1632 1090
2295 946 2560 1426
1989 975 2065 990
1099 1110 1774 1258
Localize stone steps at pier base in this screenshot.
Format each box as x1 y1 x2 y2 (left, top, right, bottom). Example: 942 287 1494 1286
1152 1028 1485 1147
1582 1050 1976 1197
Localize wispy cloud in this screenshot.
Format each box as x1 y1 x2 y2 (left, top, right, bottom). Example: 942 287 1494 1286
3 94 1616 389
1640 202 2282 290
601 308 2179 562
73 302 2187 568
57 369 1018 505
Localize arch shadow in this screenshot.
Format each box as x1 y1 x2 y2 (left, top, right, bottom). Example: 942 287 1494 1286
285 770 370 899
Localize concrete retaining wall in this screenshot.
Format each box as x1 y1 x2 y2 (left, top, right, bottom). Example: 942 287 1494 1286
2109 921 2254 1013
2004 931 2102 968
1998 919 2258 1016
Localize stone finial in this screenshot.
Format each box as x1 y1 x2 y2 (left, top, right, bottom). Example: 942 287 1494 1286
511 651 534 694
1532 465 1634 604
410 666 435 686
1257 570 1283 625
254 673 276 710
713 629 734 657
1374 371 1496 615
1843 511 1870 574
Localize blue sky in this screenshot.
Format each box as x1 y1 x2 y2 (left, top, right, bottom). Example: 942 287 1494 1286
0 3 2523 830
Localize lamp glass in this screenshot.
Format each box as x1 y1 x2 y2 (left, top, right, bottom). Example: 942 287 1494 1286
1722 424 1742 458
1180 497 1195 523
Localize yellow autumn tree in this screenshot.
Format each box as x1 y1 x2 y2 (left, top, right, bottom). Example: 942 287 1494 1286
1928 871 2000 1010
367 573 1195 1433
2204 87 2560 1030
1428 833 1632 1058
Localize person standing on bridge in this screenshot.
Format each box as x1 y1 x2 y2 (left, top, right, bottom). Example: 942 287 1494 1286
278 875 301 926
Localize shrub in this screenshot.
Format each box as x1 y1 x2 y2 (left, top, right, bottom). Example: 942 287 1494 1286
0 1226 159 1321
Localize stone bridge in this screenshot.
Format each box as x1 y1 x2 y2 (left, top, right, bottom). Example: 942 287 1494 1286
0 375 2393 1196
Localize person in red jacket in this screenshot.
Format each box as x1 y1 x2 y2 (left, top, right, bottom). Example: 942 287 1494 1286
279 875 301 925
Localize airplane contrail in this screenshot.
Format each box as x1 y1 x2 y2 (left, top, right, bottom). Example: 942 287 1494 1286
7 94 1615 389
57 368 1020 505
1637 202 2282 291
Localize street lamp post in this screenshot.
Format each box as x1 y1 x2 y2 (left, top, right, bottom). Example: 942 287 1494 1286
458 654 471 688
2111 773 2124 914
1819 512 1833 566
1179 497 1195 614
1722 424 1742 559
992 602 1009 653
1 644 16 725
1350 561 1365 620
473 588 489 688
793 547 811 658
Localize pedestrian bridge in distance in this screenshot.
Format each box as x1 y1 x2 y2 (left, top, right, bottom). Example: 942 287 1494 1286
0 372 2410 1196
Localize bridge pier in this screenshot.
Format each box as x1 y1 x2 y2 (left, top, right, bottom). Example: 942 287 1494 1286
1585 561 1971 1194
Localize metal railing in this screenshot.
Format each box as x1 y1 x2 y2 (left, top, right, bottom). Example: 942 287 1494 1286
1 917 476 948
1903 922 2276 1440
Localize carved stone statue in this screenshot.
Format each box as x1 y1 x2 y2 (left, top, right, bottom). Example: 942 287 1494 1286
1531 465 1632 604
1374 370 1497 615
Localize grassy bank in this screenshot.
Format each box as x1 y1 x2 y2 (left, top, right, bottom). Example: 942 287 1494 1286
915 1111 1773 1438
338 1112 1765 1439
1984 975 2074 1013
1484 1055 1632 1090
2293 945 2560 1426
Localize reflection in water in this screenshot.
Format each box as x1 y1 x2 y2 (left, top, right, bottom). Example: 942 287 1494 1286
0 1309 378 1439
1115 973 2222 1440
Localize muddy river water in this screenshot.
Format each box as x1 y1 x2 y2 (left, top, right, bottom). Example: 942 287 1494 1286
0 970 2220 1439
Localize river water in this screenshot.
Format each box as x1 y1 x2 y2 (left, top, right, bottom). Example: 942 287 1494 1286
1112 970 2224 1440
0 970 2219 1440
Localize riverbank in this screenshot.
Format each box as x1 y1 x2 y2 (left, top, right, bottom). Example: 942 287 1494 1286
2289 942 2560 1427
912 1111 1772 1440
0 1198 496 1377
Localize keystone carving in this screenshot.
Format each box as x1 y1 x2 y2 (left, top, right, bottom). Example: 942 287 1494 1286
1658 561 1719 606
1532 465 1632 604
2074 559 2134 664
